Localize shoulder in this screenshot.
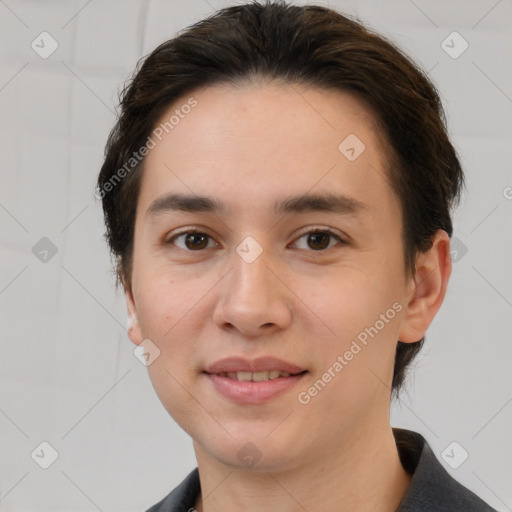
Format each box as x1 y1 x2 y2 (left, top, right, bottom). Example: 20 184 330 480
394 428 498 512
145 468 200 512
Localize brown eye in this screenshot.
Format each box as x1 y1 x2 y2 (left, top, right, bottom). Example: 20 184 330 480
307 232 331 250
184 232 209 250
167 230 216 251
293 229 344 251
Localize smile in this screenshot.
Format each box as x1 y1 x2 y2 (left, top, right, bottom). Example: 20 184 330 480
204 371 308 405
215 370 295 381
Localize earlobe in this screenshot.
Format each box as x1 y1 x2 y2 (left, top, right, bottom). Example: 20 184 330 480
398 230 452 343
125 286 143 346
127 312 137 330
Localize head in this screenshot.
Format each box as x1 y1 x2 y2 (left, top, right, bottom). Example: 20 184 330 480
97 1 462 470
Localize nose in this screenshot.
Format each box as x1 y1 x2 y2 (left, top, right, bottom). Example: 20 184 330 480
212 242 293 337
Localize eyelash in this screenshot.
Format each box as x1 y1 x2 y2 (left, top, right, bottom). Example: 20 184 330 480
164 227 346 252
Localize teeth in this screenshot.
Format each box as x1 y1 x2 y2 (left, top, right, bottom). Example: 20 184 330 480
219 371 293 381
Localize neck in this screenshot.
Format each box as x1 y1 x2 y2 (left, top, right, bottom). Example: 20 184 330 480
193 425 411 512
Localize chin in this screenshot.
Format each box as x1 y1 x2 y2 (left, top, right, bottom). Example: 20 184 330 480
203 435 304 474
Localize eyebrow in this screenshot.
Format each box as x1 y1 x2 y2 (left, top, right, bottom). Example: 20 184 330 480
145 192 367 220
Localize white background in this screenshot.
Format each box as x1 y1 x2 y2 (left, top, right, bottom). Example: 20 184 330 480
0 0 511 510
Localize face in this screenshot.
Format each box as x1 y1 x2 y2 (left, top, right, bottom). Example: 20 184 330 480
126 81 421 472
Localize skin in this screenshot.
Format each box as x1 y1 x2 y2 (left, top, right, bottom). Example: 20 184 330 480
125 81 451 512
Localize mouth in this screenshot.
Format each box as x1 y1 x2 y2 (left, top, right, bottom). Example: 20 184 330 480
203 368 308 405
203 356 308 404
209 370 307 382
203 356 307 375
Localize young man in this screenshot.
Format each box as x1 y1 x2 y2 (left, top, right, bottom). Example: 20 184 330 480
97 2 497 510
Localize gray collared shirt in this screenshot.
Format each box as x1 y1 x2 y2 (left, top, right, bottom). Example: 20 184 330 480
145 428 497 511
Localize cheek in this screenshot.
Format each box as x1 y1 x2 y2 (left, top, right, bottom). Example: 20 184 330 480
295 274 402 417
302 268 396 336
137 274 205 420
134 265 193 337
146 359 203 437
297 265 403 383
133 269 217 369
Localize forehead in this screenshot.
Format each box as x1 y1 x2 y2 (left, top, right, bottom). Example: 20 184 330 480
137 82 395 220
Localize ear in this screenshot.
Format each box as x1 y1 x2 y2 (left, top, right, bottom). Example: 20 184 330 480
125 284 144 347
398 230 452 343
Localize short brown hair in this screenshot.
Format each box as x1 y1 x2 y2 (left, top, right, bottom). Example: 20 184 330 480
97 0 464 396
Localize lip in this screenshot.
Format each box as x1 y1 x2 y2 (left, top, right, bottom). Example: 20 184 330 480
204 356 306 374
203 356 308 405
205 372 307 405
